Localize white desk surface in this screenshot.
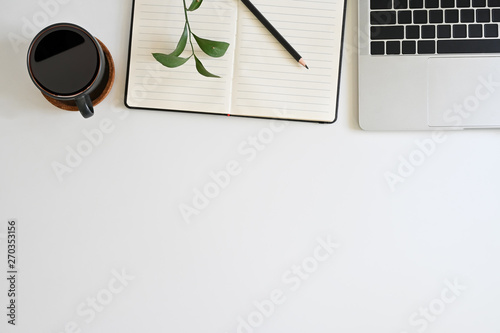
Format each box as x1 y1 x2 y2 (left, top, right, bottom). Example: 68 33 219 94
1 1 499 332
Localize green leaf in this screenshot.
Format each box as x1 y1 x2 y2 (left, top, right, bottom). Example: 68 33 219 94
194 55 220 78
193 33 230 58
171 24 188 57
187 0 203 11
153 53 190 68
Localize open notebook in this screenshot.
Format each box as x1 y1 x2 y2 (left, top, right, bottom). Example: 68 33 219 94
125 0 347 123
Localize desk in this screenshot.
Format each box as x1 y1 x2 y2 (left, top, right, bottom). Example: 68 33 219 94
1 1 499 332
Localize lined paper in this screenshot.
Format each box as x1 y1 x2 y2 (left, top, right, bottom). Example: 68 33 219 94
126 0 345 122
232 0 342 122
126 0 237 114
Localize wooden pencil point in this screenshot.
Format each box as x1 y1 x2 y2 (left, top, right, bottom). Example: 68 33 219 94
299 58 308 69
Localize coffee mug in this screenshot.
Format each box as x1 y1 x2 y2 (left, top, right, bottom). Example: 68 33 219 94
27 23 106 118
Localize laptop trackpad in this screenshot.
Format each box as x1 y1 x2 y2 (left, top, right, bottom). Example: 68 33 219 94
427 57 500 127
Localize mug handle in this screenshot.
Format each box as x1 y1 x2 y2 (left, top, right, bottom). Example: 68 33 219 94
75 94 94 118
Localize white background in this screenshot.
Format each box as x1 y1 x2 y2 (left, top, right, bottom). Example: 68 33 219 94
1 1 500 332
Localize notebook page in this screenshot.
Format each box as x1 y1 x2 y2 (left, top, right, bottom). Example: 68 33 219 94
126 0 237 115
231 0 344 122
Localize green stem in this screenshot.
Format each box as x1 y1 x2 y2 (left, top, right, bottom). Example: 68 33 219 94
182 0 195 56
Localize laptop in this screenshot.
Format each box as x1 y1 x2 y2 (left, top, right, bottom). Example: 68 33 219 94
358 0 500 130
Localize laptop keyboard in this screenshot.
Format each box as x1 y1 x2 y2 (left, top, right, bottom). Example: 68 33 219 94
370 0 500 55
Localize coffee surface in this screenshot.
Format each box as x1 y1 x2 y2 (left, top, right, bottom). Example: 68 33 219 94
30 27 99 96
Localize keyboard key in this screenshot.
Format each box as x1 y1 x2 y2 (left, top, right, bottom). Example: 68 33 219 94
371 41 385 55
414 10 428 23
371 0 392 9
485 23 499 37
456 0 470 6
476 9 491 22
441 0 455 8
469 24 483 37
371 26 405 39
445 10 459 23
402 40 417 54
489 0 500 6
406 25 421 38
371 11 397 24
460 9 475 22
430 10 444 23
398 10 413 23
418 40 436 53
394 0 409 8
472 0 487 6
437 24 452 37
409 0 424 8
493 9 500 21
386 41 401 54
426 0 440 7
438 39 500 53
422 25 436 38
453 24 467 37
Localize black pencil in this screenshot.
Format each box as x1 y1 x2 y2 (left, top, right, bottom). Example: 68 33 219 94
240 0 309 69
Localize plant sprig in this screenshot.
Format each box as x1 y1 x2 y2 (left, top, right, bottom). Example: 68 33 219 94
152 0 230 78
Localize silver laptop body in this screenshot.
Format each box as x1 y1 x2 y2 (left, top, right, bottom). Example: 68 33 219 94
359 0 500 130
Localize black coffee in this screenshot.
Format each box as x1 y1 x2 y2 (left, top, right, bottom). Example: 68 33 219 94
29 26 99 96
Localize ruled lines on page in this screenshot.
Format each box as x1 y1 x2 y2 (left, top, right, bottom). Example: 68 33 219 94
232 0 342 122
126 0 237 114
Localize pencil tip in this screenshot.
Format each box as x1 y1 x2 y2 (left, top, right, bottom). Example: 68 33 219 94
299 58 309 69
305 65 309 69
